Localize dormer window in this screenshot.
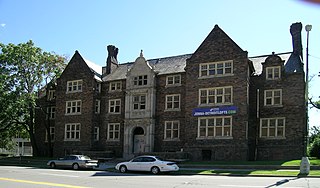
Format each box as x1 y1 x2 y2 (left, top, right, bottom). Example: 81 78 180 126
199 60 233 78
166 74 181 86
266 66 281 80
133 75 148 86
67 80 82 93
110 81 122 91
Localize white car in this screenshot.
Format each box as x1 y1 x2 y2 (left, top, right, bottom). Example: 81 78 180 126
47 155 98 170
115 155 179 174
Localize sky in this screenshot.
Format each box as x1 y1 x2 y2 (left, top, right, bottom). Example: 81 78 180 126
0 0 319 129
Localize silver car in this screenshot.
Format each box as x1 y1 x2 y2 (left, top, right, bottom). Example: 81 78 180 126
47 155 98 170
115 155 179 174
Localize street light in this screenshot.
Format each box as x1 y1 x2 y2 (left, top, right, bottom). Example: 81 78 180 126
300 24 312 175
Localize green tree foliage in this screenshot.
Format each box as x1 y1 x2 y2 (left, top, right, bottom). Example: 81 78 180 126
309 137 320 159
0 40 66 156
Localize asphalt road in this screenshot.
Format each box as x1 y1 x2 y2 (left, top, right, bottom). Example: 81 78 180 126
1 166 319 188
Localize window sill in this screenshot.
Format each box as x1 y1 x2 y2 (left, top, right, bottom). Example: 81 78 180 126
64 139 80 141
196 136 233 140
65 113 82 116
165 84 182 88
198 74 234 79
163 139 180 141
164 109 181 112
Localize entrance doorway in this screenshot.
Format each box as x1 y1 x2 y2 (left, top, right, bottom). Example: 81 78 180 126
133 127 145 154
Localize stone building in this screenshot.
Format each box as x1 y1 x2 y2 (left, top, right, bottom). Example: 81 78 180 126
35 23 306 161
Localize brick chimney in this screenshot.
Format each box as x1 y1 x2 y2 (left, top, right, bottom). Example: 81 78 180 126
290 22 303 59
102 45 119 76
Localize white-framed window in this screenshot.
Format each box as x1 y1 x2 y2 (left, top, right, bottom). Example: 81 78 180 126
95 100 100 114
45 127 55 142
64 123 80 141
46 106 56 119
266 66 281 80
133 95 146 110
109 99 121 113
166 74 181 86
96 82 101 93
199 86 232 105
107 123 120 141
47 90 56 100
264 89 282 106
164 121 179 140
109 81 122 91
65 100 81 115
199 60 233 77
67 80 83 93
133 75 148 86
197 116 232 138
260 117 285 138
94 127 99 141
165 94 180 110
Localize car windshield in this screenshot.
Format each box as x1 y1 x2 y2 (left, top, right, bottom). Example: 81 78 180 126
79 156 91 160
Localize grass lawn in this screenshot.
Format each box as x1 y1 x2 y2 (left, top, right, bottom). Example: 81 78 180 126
179 169 320 177
183 158 320 166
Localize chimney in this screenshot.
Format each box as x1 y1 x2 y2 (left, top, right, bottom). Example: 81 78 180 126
290 22 303 59
103 45 119 76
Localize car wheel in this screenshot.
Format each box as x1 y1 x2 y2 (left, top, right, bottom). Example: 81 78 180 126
50 162 56 168
72 163 79 170
151 166 160 175
119 165 127 173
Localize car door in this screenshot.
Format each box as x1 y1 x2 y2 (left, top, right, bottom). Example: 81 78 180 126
128 157 143 171
139 157 156 171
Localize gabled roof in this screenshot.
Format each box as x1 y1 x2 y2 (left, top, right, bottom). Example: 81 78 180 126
189 25 245 62
103 54 192 81
249 52 303 75
83 58 102 81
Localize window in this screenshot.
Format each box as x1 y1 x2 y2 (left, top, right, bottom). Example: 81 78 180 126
96 82 101 93
66 100 81 115
164 121 179 140
198 116 232 138
133 75 148 86
47 106 56 119
64 123 80 141
165 94 180 110
67 80 83 93
109 81 122 91
45 127 55 142
94 127 99 141
47 90 56 100
166 75 181 86
199 86 232 105
107 123 120 141
133 95 146 110
109 99 121 113
95 100 100 114
264 89 282 106
260 118 285 138
266 66 281 80
199 60 233 77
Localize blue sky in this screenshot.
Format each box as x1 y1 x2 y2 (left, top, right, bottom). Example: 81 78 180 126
0 0 319 128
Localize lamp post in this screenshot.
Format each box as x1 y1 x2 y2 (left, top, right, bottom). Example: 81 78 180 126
300 24 312 175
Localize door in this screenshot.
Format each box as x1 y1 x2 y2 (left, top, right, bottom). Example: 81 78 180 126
134 135 145 154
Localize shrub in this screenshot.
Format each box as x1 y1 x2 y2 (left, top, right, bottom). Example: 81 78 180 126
309 137 320 159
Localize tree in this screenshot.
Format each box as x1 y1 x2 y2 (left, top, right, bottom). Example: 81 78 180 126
0 40 66 156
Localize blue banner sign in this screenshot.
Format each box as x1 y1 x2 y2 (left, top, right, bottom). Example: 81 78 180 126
192 106 237 116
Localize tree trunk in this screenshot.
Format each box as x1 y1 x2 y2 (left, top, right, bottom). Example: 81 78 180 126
28 103 39 157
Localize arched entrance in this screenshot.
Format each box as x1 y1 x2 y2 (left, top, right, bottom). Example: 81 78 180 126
133 127 145 154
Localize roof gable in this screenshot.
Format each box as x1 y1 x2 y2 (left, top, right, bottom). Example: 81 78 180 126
189 25 245 62
60 51 102 81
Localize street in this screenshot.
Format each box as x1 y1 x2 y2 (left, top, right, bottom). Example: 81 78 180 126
0 166 319 188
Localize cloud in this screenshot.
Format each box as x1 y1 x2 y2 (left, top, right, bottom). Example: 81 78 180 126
1 23 6 27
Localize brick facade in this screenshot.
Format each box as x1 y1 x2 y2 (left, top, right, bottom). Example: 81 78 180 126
35 23 306 161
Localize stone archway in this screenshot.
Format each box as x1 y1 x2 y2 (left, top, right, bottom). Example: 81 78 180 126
133 127 145 154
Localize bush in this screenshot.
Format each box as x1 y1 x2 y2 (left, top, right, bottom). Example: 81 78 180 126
309 137 320 159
